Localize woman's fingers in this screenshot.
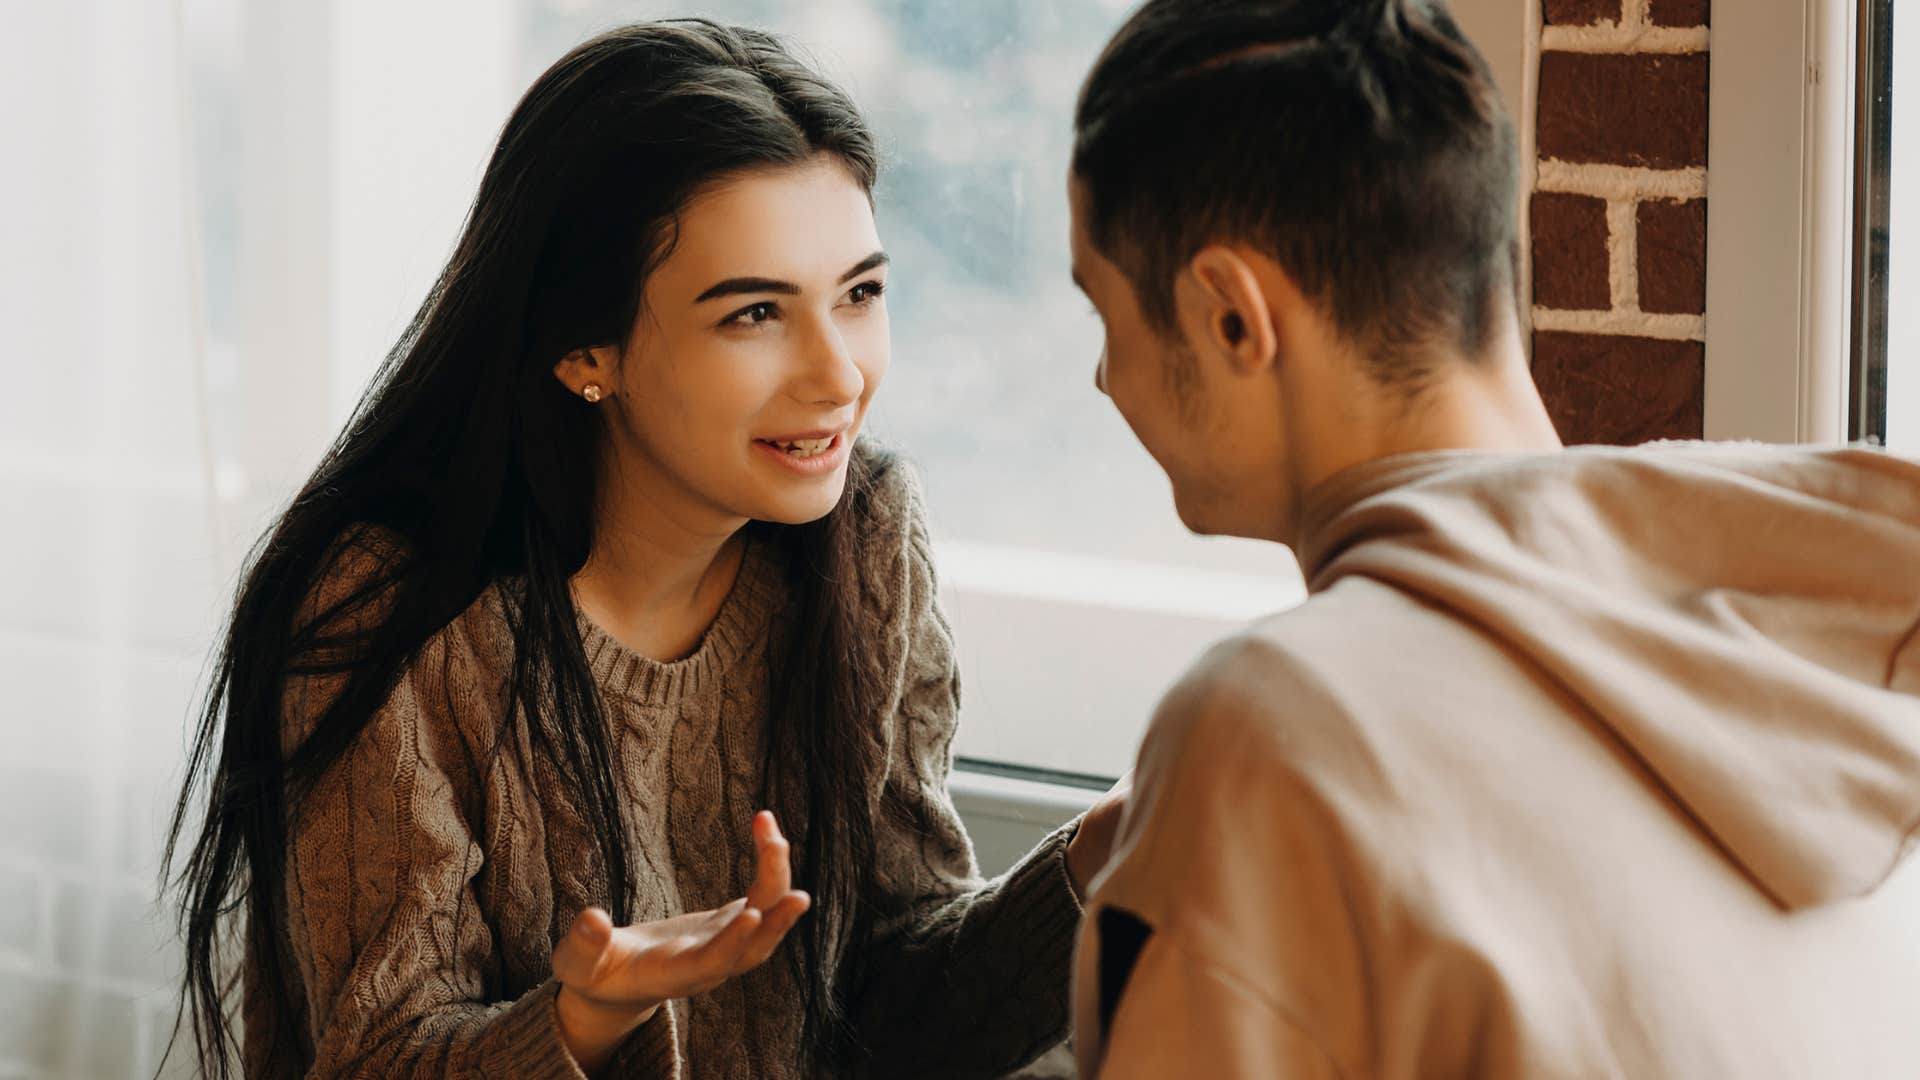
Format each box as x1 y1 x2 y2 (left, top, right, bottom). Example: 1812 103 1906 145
744 810 792 912
764 890 811 932
738 890 811 969
550 818 812 1006
551 906 615 986
688 902 764 980
551 888 812 1011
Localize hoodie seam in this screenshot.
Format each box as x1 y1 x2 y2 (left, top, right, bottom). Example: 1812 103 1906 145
1883 610 1920 690
1861 806 1920 898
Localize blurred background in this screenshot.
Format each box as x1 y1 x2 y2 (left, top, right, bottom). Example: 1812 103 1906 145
1 0 1914 1076
0 0 1301 1073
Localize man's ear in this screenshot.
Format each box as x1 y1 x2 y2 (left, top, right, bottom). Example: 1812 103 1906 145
1177 246 1279 376
551 345 620 401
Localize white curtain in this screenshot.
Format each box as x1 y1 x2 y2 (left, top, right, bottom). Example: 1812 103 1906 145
0 0 236 1075
0 1 521 1074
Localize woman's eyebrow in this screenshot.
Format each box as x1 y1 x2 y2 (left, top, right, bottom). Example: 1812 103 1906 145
695 276 800 304
838 251 889 283
691 251 888 305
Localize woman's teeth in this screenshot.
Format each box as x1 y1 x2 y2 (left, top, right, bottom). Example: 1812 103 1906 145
771 437 833 458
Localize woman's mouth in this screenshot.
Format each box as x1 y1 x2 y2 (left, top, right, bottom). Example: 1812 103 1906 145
752 431 849 475
762 436 836 459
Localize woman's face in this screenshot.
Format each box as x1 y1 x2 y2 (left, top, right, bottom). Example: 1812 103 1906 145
571 156 890 530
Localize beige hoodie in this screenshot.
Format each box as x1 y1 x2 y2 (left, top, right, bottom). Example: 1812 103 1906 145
1075 443 1920 1079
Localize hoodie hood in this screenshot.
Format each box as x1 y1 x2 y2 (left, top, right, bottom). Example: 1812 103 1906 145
1295 442 1920 912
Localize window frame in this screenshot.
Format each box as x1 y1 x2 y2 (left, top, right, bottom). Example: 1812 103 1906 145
1704 0 1859 444
1850 0 1893 444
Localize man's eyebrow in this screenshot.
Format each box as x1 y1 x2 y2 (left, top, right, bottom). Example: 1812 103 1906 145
693 251 890 304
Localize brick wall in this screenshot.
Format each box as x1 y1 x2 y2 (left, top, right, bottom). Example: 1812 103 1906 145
1531 0 1710 445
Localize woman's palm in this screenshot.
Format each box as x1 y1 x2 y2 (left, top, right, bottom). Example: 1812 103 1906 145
552 811 812 1011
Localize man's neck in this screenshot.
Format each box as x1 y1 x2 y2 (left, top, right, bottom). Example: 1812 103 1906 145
1376 347 1564 459
1281 331 1562 543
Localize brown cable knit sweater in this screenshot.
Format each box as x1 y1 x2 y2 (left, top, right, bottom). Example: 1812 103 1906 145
241 463 1083 1078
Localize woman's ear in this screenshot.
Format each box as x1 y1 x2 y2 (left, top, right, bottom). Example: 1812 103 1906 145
1180 246 1279 376
552 345 620 401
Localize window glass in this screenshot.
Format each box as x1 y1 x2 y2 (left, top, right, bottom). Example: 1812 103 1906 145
1860 0 1918 452
528 1 1307 777
186 0 1308 780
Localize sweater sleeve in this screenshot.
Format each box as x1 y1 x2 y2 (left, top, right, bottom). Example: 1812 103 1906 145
272 538 681 1078
842 466 1084 1079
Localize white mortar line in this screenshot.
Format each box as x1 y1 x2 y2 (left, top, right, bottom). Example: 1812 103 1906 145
1541 24 1708 54
1607 199 1641 312
1532 307 1706 341
1537 160 1707 200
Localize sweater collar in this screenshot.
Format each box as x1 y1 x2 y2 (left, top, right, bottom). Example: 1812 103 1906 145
574 534 789 706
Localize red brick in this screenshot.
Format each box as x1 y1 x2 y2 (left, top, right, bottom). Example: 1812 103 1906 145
1648 0 1709 27
1531 193 1611 310
1532 332 1704 444
1636 198 1707 315
1538 53 1710 169
1544 0 1620 24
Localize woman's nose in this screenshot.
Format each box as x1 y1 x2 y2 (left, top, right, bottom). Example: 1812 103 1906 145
801 322 866 406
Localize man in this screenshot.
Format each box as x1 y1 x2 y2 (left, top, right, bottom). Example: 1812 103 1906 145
1066 1 1920 1076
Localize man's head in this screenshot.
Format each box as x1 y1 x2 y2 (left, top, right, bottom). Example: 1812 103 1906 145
1071 0 1543 542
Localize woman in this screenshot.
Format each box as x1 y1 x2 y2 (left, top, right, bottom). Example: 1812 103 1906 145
166 20 1122 1078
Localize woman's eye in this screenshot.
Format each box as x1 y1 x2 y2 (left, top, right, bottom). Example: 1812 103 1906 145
848 281 885 305
725 302 778 328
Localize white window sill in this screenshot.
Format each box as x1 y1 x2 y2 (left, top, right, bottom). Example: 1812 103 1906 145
951 761 1106 877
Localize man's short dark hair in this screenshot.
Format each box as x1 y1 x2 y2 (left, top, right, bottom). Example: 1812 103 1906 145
1074 0 1519 382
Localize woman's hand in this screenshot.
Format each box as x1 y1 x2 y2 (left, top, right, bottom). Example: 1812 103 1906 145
1066 772 1133 898
550 811 812 1074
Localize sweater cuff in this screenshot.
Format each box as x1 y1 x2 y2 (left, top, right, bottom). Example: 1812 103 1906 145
608 1000 682 1076
997 817 1087 974
485 979 591 1080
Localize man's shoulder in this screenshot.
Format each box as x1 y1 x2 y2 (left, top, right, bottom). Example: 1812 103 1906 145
1245 573 1451 662
1107 587 1428 920
1167 578 1431 721
1142 578 1461 794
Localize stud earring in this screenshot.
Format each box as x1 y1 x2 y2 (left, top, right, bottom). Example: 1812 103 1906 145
582 384 605 403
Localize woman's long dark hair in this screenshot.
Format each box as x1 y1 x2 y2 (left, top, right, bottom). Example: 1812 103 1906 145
163 21 891 1076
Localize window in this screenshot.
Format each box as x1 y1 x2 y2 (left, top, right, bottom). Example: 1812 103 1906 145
524 0 1306 780
183 0 1312 783
1856 0 1917 452
181 0 1549 782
